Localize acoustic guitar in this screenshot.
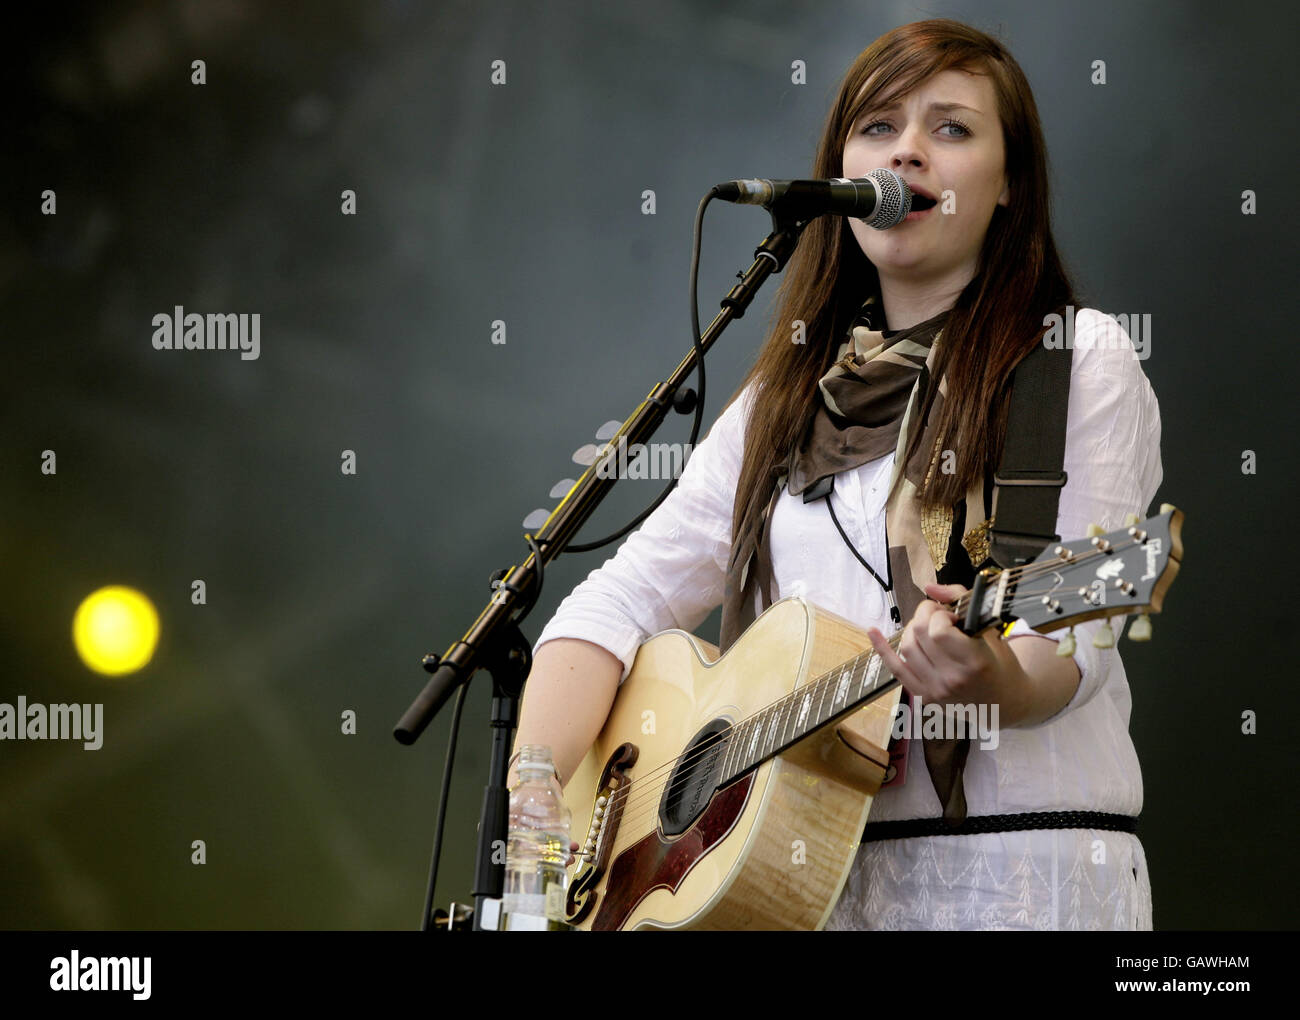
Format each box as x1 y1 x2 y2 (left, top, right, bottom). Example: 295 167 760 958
561 505 1184 930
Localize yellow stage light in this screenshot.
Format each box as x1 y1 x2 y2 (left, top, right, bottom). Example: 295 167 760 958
73 586 159 676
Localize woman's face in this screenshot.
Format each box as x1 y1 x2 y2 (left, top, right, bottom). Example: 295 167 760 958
842 68 1009 288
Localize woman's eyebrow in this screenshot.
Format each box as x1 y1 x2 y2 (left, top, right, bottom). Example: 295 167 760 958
861 101 985 117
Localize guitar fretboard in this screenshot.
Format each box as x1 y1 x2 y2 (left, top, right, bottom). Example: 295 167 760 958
717 645 897 784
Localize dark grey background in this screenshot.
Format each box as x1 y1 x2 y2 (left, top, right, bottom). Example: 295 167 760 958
1 0 1293 929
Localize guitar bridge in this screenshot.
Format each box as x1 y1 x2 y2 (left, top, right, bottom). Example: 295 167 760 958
565 742 637 925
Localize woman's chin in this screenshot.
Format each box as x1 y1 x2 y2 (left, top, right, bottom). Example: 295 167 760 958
863 249 932 276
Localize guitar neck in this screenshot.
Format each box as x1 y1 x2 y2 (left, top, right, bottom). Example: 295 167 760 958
717 637 899 785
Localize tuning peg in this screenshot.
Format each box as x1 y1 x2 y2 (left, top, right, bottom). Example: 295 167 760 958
1092 620 1115 648
1056 627 1076 657
1160 502 1176 515
522 508 550 530
1127 613 1152 641
1086 522 1104 537
1124 513 1139 526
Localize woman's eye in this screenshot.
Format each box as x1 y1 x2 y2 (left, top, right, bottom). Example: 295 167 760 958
858 118 972 137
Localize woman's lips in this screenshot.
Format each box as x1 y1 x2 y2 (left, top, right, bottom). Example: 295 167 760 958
903 187 937 221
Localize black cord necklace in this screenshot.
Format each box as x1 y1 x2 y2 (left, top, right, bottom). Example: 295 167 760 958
803 473 902 625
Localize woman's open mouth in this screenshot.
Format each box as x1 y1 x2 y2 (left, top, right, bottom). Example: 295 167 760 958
904 194 936 221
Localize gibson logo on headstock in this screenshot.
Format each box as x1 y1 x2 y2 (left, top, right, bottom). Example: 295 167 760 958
1141 538 1163 581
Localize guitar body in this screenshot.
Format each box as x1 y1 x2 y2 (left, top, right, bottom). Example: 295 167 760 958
562 596 900 931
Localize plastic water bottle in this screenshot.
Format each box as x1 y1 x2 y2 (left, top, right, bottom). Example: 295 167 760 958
503 744 572 931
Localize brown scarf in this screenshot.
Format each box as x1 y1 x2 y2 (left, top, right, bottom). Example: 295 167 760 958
719 295 995 823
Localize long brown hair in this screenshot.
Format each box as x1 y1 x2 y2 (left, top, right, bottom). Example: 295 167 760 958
722 18 1077 541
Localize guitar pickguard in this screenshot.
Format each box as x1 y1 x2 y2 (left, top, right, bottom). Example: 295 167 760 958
589 773 755 931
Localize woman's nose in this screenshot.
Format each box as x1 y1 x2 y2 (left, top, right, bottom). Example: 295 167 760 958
890 147 924 169
889 130 926 169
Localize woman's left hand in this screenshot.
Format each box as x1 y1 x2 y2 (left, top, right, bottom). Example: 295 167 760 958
866 582 1028 722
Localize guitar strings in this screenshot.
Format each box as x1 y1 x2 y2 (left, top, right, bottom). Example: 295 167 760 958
575 537 1149 850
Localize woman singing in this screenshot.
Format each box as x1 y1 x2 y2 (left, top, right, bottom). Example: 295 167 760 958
510 18 1162 930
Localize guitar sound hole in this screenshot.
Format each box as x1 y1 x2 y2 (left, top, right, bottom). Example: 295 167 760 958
659 719 730 838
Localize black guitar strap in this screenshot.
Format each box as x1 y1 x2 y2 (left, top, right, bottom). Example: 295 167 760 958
987 340 1073 568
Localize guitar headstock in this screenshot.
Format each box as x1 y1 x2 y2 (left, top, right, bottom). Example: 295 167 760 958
969 504 1184 640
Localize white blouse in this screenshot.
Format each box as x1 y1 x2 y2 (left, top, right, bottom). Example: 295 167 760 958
534 308 1164 930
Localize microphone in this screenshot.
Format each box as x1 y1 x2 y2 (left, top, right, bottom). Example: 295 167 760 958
712 167 912 228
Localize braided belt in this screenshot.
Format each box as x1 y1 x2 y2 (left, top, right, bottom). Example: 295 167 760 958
863 810 1138 841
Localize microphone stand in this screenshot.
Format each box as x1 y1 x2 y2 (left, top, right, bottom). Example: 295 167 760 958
395 207 813 931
